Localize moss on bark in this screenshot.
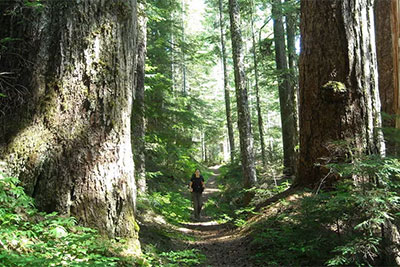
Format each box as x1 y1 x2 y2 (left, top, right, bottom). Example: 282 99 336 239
0 0 139 248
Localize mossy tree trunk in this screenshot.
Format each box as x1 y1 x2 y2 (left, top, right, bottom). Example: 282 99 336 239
296 0 385 187
228 0 257 203
133 0 147 195
0 0 139 243
375 0 400 156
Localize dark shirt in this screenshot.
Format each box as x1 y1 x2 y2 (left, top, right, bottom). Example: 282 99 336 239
191 175 204 193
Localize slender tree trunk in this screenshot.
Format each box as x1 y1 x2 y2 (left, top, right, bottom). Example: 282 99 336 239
272 0 297 176
296 0 385 187
133 0 147 195
285 0 298 73
0 0 139 243
375 0 400 156
218 0 235 163
250 0 267 167
285 0 300 175
228 0 257 202
181 0 187 95
201 130 206 162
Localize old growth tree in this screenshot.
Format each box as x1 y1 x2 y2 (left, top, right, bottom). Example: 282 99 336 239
0 0 139 241
296 0 384 185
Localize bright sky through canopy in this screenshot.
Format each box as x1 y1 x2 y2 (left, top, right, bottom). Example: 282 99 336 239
186 0 206 33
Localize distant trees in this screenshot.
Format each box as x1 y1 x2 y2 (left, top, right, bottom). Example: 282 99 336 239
250 0 267 167
296 0 384 187
218 0 235 163
271 0 298 177
145 0 201 176
0 0 139 240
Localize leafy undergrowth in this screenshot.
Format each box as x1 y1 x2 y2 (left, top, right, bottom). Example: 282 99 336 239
142 245 206 267
204 161 290 227
247 156 400 266
0 172 139 266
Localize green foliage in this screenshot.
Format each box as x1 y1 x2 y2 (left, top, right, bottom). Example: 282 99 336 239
23 0 44 10
380 113 400 146
158 249 206 266
0 173 137 266
146 191 192 225
143 245 206 267
200 163 253 224
249 156 400 266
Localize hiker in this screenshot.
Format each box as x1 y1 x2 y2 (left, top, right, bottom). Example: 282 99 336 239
189 169 205 220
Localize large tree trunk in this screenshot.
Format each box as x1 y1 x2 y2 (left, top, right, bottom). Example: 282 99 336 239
296 0 385 187
133 0 147 195
250 0 266 167
272 0 298 177
375 0 400 156
228 0 257 202
0 0 139 242
218 0 235 163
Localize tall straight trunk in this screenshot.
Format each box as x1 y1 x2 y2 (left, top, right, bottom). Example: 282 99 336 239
133 0 147 195
181 0 187 95
285 0 297 73
0 0 139 242
296 0 385 187
228 0 257 200
250 0 267 167
285 0 299 174
218 0 235 163
272 0 297 176
375 0 400 155
201 130 206 162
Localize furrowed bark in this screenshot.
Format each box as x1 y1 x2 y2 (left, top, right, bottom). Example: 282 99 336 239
0 1 140 247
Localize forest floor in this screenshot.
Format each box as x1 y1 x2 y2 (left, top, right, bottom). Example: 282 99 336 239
178 166 254 267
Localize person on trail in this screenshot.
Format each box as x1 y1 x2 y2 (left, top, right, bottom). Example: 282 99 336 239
189 169 205 220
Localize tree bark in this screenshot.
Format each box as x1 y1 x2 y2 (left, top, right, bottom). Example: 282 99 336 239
133 0 147 195
250 0 267 167
285 0 300 176
375 0 400 155
218 0 235 163
228 0 257 201
285 0 298 73
0 0 139 243
181 0 187 95
272 0 298 176
296 0 385 187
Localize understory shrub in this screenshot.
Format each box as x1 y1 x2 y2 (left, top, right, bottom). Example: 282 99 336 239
250 156 400 266
0 172 137 266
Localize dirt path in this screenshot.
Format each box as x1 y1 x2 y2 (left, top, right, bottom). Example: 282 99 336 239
178 166 253 267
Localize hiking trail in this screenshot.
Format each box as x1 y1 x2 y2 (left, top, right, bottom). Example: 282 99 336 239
178 166 253 267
